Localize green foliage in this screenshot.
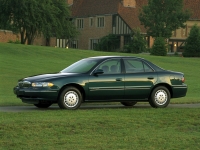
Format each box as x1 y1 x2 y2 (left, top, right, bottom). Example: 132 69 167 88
183 24 200 57
7 39 21 44
0 0 78 45
95 34 120 51
124 28 147 53
151 37 167 56
139 0 191 38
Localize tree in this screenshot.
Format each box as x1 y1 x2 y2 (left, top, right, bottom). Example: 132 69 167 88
139 0 191 38
95 34 120 51
151 37 167 56
183 24 200 57
124 28 147 53
0 0 78 45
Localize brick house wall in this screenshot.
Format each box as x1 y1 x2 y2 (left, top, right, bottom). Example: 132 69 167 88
0 29 56 47
77 15 113 50
0 30 20 43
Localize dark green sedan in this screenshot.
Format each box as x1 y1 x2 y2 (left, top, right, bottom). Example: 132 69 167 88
13 56 187 109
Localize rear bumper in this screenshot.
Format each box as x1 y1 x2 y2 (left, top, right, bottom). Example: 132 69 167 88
172 84 187 98
13 86 58 104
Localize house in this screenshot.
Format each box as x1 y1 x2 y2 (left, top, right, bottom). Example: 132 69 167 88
1 0 199 52
169 0 200 52
66 0 200 52
63 0 151 50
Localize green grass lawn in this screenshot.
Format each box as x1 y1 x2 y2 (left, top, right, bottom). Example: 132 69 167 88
0 43 199 105
0 108 200 150
0 43 200 149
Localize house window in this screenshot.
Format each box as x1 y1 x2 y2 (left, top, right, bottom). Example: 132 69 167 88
112 15 116 27
172 30 176 37
69 40 78 49
97 17 104 27
90 39 99 50
181 27 187 37
89 18 93 27
77 19 84 29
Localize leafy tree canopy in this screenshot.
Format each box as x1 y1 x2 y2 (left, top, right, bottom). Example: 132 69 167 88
139 0 191 38
0 0 78 45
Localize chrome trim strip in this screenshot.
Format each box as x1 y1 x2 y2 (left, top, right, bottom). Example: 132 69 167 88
24 91 57 93
173 87 187 89
89 86 124 91
172 85 187 88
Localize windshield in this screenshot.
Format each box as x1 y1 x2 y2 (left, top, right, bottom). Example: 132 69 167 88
60 58 100 73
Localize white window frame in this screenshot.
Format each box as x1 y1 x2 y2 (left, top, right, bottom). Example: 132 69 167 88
96 16 105 28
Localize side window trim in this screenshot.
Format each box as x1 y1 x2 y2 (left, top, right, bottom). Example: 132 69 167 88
92 58 122 75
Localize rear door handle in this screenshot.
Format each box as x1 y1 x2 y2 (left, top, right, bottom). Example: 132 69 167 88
148 77 154 80
116 78 122 81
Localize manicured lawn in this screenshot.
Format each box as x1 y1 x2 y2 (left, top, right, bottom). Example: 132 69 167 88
0 43 200 149
0 43 199 105
0 108 200 149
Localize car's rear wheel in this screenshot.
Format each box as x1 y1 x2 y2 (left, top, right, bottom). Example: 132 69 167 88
34 103 52 108
149 86 170 108
121 102 137 106
58 86 82 110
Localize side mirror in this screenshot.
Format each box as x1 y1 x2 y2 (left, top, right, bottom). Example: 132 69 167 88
94 69 104 75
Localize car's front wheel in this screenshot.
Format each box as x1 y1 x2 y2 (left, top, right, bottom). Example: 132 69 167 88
149 86 170 108
34 103 52 108
121 102 137 106
58 86 82 110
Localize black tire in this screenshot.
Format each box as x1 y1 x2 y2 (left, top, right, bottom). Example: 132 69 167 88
121 102 137 106
58 86 82 110
149 86 170 108
34 103 52 108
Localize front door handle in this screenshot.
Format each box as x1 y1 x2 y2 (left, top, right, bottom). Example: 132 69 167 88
116 78 122 81
148 77 154 80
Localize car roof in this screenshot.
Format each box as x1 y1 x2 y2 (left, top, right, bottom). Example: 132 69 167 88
88 56 144 59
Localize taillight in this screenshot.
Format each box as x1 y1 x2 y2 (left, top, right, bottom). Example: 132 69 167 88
182 77 185 83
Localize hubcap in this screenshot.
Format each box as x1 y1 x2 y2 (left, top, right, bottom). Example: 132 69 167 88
64 91 79 107
154 90 168 105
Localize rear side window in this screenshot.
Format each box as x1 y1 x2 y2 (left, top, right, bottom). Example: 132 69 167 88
124 59 153 73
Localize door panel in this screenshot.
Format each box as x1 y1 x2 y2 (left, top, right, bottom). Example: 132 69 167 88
88 74 124 100
88 58 124 101
123 58 157 100
124 72 157 100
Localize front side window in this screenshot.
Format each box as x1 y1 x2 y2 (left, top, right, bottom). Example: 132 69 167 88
97 59 121 74
124 59 153 73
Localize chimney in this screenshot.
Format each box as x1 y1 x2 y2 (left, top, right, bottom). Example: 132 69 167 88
122 0 136 8
66 0 73 6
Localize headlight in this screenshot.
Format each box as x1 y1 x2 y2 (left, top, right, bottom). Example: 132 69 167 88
32 82 54 87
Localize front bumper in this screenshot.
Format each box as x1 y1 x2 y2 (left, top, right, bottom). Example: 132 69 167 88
13 86 59 104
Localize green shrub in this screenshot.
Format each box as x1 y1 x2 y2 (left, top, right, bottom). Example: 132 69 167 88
8 39 21 44
124 28 147 53
183 24 200 57
151 37 167 56
95 34 120 51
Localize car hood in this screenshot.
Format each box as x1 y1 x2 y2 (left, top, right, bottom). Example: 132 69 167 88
20 73 78 82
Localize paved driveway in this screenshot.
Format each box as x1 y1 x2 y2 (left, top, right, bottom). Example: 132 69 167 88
0 103 200 112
